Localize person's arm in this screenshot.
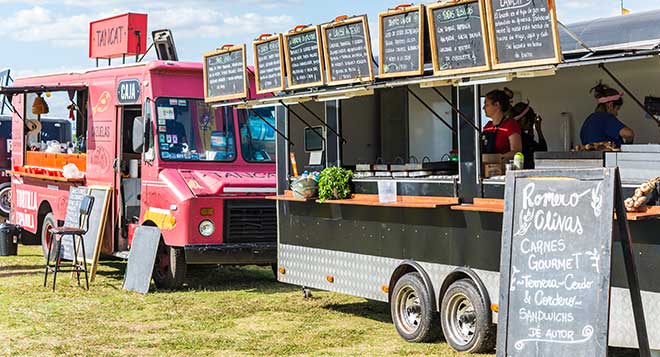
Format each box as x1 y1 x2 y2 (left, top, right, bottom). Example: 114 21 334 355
534 116 548 151
502 133 523 161
619 127 634 144
605 116 633 144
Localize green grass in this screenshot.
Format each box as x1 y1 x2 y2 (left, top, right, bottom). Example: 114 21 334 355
0 245 479 356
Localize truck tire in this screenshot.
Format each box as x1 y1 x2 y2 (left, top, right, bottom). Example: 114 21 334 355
391 272 441 343
153 240 186 289
0 182 11 218
441 278 495 353
40 212 57 262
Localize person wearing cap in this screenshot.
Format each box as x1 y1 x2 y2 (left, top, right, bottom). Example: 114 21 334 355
580 82 635 147
511 102 546 169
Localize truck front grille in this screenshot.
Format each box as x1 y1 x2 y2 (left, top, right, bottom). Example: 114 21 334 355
223 199 276 244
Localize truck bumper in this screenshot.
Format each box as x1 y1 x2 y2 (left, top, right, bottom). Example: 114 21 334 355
184 242 276 265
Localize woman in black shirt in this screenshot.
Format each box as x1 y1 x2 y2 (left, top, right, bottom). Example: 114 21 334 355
511 102 547 169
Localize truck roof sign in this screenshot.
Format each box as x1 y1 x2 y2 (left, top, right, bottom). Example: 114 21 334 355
89 13 148 59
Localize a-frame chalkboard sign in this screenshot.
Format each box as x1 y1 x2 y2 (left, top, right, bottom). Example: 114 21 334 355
497 168 650 356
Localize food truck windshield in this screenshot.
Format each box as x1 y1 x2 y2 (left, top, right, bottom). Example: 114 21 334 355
156 97 237 162
156 98 276 162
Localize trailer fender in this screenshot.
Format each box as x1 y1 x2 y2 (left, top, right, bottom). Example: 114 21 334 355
388 260 436 311
439 267 492 322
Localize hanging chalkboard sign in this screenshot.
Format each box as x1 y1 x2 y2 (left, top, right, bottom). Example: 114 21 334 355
486 0 561 70
203 44 248 102
497 168 649 356
283 25 325 90
378 4 425 78
321 16 374 86
253 34 286 94
428 0 491 76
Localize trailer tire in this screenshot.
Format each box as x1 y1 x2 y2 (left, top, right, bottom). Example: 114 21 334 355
391 272 441 343
40 213 57 262
152 240 186 289
441 278 495 353
0 182 11 218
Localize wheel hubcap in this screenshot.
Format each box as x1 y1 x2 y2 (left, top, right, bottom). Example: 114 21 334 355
396 286 422 334
0 188 11 214
446 292 477 345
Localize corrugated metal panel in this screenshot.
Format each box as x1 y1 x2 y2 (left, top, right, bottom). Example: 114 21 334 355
560 9 660 53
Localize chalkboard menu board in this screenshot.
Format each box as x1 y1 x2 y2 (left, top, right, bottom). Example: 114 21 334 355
498 169 616 356
203 44 248 102
428 0 491 76
378 5 425 78
123 226 161 294
284 26 325 90
486 0 561 70
253 34 285 94
64 187 88 228
321 16 374 85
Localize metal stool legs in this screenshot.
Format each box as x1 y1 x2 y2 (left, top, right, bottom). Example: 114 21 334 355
73 234 89 290
43 233 89 291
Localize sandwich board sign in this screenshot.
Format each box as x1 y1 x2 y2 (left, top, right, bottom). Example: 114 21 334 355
497 168 649 356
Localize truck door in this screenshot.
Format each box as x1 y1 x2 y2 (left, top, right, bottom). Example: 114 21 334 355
115 105 142 253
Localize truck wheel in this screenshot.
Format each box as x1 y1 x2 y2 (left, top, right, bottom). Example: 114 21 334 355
40 213 57 262
441 279 495 353
391 272 441 343
152 240 186 289
0 182 11 218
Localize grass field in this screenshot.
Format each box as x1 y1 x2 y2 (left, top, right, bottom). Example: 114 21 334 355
0 245 480 356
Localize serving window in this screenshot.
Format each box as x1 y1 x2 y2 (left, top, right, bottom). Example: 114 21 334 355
21 89 88 172
339 85 458 179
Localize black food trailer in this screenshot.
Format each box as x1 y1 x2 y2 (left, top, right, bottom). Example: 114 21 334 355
229 8 660 355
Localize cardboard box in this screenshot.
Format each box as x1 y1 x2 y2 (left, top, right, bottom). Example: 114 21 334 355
482 154 503 178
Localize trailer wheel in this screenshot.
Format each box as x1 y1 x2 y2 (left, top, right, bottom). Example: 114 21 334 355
40 213 57 262
441 278 495 353
0 182 11 218
391 272 441 343
152 240 186 289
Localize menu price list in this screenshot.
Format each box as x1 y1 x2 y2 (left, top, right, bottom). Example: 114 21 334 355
491 0 556 63
256 39 283 91
505 178 609 355
432 2 487 71
206 49 245 98
287 31 323 85
381 10 421 74
325 21 371 81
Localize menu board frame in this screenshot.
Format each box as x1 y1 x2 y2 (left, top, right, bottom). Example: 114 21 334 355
253 34 286 94
378 4 426 79
203 44 249 103
321 15 375 86
283 25 326 90
485 0 562 70
497 169 615 356
427 0 491 76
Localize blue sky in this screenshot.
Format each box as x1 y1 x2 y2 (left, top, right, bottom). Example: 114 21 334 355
0 0 658 78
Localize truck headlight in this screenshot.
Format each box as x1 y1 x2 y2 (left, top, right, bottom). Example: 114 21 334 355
199 220 215 237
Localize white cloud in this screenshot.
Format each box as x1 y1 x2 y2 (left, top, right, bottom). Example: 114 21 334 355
0 3 294 49
0 6 90 47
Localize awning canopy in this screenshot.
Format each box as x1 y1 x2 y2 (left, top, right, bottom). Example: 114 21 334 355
559 9 660 55
0 85 87 97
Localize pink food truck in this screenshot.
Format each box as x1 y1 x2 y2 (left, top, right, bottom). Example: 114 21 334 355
3 60 278 288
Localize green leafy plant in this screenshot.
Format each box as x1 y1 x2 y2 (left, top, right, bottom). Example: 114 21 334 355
318 166 353 202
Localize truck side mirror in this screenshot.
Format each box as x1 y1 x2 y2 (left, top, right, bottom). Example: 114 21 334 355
132 116 145 153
